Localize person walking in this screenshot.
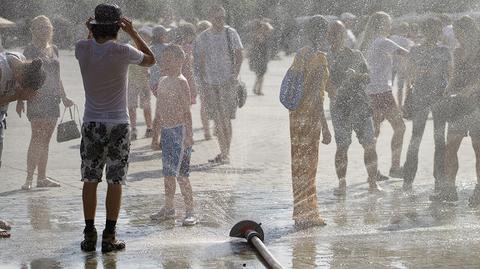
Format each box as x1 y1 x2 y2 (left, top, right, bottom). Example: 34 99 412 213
195 20 213 140
18 15 74 190
75 4 155 253
326 20 382 196
128 29 153 141
248 19 273 96
436 16 480 204
361 12 408 179
402 18 451 192
195 5 243 164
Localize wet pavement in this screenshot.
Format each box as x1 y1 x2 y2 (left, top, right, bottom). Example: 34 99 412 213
2 50 480 268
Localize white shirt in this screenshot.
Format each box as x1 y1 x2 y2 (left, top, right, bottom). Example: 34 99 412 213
194 26 243 85
366 37 404 94
75 39 144 124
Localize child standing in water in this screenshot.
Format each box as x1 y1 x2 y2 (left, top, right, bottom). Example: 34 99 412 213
150 44 196 226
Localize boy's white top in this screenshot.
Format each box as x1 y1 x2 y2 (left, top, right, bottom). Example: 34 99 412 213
75 39 144 124
194 26 243 86
366 37 404 95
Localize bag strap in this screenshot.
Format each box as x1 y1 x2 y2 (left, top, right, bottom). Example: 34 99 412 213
225 27 236 74
59 104 81 125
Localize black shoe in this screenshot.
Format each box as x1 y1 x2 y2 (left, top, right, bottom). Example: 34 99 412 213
469 184 480 207
101 231 125 253
81 228 97 252
389 167 403 179
429 186 458 202
376 170 389 181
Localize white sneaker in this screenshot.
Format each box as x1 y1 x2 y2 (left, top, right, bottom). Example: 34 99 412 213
150 207 175 221
182 213 197 226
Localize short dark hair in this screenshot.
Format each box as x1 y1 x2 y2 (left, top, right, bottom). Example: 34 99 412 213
91 24 120 40
22 58 46 90
306 15 329 43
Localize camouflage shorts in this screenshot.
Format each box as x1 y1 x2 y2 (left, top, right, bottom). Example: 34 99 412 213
80 122 130 184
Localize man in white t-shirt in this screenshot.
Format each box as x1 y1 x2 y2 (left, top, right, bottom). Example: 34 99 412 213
195 5 243 164
366 35 408 179
76 3 154 253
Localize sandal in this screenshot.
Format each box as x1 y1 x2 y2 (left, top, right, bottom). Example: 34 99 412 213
208 154 230 164
81 228 97 252
101 231 125 253
0 228 10 239
37 178 61 188
0 220 11 231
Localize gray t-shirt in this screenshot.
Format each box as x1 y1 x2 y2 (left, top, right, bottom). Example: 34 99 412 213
75 39 144 124
194 26 243 85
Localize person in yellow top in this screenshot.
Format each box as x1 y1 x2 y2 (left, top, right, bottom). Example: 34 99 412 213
289 15 332 229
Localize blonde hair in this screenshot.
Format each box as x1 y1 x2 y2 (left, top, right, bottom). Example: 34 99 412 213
31 15 53 45
360 11 392 53
196 20 212 34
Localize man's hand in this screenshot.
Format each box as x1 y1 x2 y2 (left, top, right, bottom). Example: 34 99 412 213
16 101 24 118
118 17 137 37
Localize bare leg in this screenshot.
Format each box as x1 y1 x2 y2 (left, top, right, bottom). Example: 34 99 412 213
143 108 152 130
36 120 57 180
128 107 137 130
26 121 42 181
178 177 194 212
215 117 232 158
386 106 406 170
445 133 463 186
335 147 348 180
164 176 176 209
363 143 378 181
105 184 122 221
256 75 265 95
83 182 99 220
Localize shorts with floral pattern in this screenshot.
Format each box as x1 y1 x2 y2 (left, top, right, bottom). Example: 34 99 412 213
80 122 130 184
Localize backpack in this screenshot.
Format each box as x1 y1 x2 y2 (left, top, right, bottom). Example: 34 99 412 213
279 47 321 110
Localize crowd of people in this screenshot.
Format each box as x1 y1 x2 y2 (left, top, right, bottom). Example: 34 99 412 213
0 2 479 256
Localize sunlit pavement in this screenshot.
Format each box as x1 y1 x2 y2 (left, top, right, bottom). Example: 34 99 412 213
2 51 480 268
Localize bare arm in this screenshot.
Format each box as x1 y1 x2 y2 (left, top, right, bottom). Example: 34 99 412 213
119 18 155 67
233 49 243 79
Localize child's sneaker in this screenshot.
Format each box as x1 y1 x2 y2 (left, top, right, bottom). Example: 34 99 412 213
80 228 97 252
150 207 175 221
182 212 197 226
101 231 125 253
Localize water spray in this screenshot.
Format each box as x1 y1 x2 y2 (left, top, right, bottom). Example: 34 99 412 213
230 220 284 269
